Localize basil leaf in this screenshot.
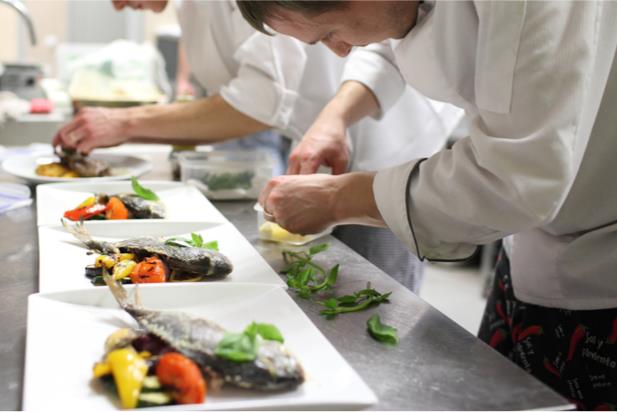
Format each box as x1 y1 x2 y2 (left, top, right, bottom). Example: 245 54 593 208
215 332 257 362
309 243 329 256
191 233 204 248
131 177 160 201
244 322 284 343
203 240 219 251
367 314 398 345
164 237 188 248
321 298 338 309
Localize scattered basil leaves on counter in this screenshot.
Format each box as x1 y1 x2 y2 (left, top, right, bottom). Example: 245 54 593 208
367 314 398 345
282 243 338 298
131 176 160 201
319 282 391 319
215 322 285 362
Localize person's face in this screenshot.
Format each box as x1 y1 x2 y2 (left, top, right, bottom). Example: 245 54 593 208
111 0 168 13
266 1 418 57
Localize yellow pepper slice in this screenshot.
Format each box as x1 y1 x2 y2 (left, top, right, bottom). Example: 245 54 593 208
77 196 97 208
92 361 111 379
106 347 148 409
117 253 135 262
112 260 137 281
95 255 116 269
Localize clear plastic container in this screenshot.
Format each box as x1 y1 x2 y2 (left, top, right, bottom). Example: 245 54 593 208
254 203 332 246
179 150 274 199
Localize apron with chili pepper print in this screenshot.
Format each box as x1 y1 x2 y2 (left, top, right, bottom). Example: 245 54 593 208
479 250 617 410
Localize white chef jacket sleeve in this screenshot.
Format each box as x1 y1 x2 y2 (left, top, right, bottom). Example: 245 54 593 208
374 1 607 260
219 32 307 139
341 42 406 120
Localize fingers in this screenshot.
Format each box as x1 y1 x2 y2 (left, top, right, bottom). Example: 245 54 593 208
54 119 83 149
330 153 349 175
286 155 300 175
299 159 319 175
258 178 277 213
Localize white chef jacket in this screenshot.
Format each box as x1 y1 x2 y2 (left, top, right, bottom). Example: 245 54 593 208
373 1 617 309
221 33 463 171
176 0 462 172
174 0 254 93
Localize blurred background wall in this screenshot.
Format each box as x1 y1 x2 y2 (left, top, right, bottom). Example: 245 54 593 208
0 0 177 76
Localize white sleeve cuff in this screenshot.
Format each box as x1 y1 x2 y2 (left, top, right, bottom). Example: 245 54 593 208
373 161 421 256
341 45 406 120
219 64 299 131
374 160 478 261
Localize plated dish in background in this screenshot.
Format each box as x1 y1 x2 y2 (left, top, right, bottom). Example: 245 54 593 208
36 148 111 178
63 178 165 221
2 150 152 184
36 181 227 226
37 220 286 292
62 220 232 285
23 283 377 410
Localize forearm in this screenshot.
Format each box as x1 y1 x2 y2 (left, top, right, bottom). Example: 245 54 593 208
322 80 380 127
125 94 271 145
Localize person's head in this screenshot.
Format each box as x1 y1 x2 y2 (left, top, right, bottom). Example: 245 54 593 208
237 1 419 57
111 0 168 13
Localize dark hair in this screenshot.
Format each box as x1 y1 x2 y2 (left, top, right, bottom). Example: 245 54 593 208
237 1 346 35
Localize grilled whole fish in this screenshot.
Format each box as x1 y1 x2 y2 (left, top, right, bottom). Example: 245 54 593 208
63 220 233 279
104 274 305 390
56 148 111 177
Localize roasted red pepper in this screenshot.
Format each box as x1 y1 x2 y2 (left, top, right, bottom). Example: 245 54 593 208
567 325 586 361
517 325 543 342
63 203 107 221
608 317 617 344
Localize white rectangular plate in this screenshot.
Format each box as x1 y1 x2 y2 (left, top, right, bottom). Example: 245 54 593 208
23 283 377 410
36 181 227 226
38 220 286 292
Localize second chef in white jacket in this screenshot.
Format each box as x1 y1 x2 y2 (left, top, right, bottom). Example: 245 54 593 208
53 0 462 293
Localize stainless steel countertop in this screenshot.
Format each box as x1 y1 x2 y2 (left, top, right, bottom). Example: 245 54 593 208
0 152 571 410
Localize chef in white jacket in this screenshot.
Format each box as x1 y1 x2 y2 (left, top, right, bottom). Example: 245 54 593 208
243 1 617 407
53 0 462 293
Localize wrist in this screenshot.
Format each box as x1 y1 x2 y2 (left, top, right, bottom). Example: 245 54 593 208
121 106 148 142
332 172 383 225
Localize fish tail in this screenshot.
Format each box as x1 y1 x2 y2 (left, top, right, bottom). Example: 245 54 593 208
61 218 93 244
103 269 131 310
61 218 117 254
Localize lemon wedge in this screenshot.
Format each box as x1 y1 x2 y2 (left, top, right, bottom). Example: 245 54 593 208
259 221 308 244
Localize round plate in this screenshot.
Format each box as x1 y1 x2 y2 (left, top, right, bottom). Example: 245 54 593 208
2 152 152 184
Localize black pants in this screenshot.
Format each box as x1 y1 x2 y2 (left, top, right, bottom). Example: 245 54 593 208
479 251 617 410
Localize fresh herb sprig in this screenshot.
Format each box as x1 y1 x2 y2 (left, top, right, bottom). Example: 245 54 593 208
367 314 398 345
282 243 338 298
319 282 391 319
215 322 284 362
131 176 159 201
165 232 219 251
